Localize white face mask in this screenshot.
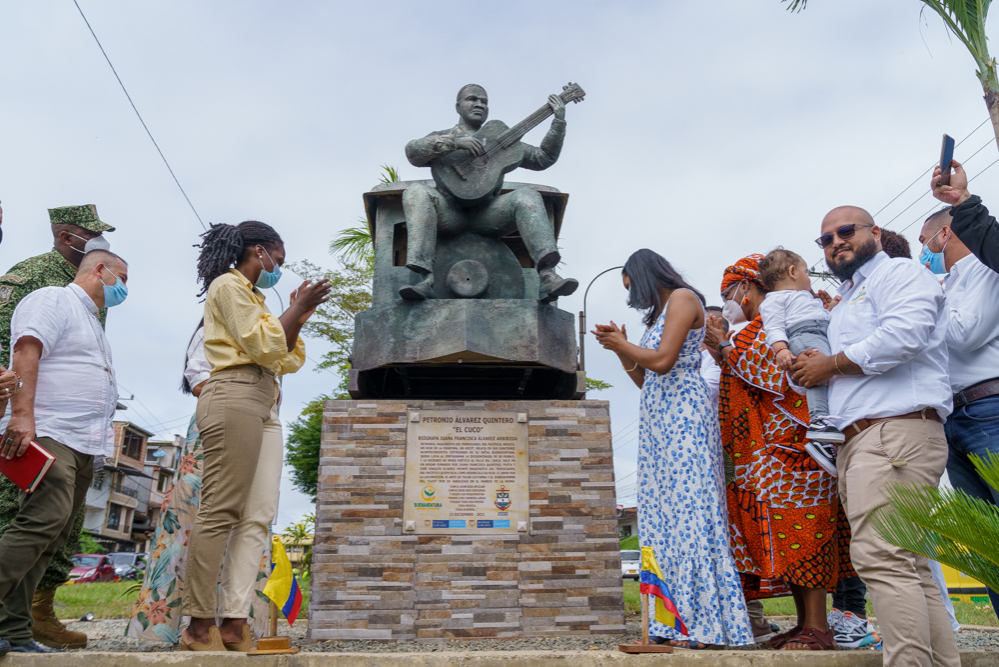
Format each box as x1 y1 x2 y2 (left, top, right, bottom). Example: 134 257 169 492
721 284 748 326
67 232 111 255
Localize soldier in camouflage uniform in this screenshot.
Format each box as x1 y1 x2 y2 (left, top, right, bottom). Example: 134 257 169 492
0 205 114 650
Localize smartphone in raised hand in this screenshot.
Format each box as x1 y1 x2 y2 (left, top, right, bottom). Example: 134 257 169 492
939 134 955 186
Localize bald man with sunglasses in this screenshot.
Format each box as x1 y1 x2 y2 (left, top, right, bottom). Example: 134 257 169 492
791 210 957 667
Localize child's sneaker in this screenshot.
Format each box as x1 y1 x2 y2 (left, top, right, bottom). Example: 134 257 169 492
806 417 846 443
805 440 839 477
833 611 880 648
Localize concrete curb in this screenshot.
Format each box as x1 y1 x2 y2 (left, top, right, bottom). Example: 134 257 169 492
0 651 997 666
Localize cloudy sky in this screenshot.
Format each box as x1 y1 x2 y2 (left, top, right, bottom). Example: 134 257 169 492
2 0 997 526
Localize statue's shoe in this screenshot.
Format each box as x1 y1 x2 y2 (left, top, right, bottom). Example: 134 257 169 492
400 276 434 300
539 272 578 303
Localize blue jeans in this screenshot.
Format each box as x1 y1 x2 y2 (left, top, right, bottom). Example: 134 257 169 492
945 393 999 617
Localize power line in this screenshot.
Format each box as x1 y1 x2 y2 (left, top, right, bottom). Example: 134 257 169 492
72 0 206 232
808 118 992 274
897 155 999 235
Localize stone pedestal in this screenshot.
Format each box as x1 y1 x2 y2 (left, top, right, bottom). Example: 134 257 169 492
308 399 624 642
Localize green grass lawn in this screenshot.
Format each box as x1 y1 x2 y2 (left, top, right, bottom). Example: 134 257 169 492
53 576 312 622
622 580 996 627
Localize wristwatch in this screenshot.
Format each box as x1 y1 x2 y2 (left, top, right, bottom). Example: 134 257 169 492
719 340 732 352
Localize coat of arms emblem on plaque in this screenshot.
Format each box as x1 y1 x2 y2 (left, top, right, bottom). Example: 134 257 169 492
495 485 511 511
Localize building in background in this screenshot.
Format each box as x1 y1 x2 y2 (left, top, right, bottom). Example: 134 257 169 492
616 506 637 539
277 534 313 566
133 436 184 552
84 422 154 552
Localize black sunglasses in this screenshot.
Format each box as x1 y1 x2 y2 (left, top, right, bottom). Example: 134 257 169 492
815 223 874 249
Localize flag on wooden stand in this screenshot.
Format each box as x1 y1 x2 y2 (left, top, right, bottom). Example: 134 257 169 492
263 535 303 625
639 546 688 636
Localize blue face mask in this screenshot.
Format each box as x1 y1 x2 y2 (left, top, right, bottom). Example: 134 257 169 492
919 228 949 275
256 248 282 289
100 266 128 308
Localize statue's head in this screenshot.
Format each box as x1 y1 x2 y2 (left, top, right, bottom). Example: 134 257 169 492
455 84 488 128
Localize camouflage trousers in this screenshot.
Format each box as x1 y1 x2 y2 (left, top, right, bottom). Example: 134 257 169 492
0 476 84 591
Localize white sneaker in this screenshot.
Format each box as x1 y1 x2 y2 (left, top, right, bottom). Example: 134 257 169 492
834 611 879 648
827 607 845 632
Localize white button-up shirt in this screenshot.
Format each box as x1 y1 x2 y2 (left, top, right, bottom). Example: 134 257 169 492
10 283 116 456
827 251 952 429
943 253 999 394
184 327 212 389
699 348 721 405
759 290 830 344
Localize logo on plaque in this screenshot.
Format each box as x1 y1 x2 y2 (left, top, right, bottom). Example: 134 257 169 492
421 486 436 501
495 485 511 511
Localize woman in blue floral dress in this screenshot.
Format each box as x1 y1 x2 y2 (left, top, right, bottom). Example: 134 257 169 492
593 249 753 648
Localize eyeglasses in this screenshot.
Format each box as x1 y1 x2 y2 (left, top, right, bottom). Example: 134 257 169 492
814 223 874 249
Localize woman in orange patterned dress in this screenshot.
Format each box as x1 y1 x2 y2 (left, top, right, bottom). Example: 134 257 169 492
704 254 852 651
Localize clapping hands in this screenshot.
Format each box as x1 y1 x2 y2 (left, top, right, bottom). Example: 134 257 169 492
592 321 628 353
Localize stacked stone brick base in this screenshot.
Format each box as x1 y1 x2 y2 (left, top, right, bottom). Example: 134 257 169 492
308 399 624 642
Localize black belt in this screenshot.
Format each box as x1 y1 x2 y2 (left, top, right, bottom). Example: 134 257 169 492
954 377 999 409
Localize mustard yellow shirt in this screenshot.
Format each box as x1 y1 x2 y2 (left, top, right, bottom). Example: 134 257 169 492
204 269 306 376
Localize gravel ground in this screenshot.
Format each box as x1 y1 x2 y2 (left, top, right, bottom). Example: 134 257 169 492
60 618 999 653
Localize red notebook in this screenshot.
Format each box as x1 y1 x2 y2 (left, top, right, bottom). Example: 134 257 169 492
0 440 56 493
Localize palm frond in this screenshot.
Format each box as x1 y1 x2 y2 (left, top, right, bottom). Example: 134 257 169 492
330 221 374 266
919 0 997 91
972 450 999 492
781 0 808 11
379 165 401 184
871 482 999 592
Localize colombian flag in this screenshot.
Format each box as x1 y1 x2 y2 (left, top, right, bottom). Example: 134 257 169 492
639 546 688 636
263 536 303 625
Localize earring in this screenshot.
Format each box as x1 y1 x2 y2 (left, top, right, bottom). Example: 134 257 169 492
742 296 749 306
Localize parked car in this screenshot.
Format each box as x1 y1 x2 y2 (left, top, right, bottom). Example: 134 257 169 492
108 552 147 580
68 554 117 584
621 549 641 580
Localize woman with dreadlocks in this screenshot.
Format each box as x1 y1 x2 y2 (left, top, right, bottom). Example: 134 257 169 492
179 221 330 652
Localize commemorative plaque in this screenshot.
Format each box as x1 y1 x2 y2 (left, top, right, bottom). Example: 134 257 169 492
402 410 528 535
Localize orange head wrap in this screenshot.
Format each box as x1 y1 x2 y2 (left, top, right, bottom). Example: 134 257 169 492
720 253 766 293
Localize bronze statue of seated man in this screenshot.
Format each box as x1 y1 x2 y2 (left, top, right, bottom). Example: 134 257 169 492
400 84 579 302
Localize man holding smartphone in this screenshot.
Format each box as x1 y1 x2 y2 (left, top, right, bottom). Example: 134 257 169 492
932 160 999 272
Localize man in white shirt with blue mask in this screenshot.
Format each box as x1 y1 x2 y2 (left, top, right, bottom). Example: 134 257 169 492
919 206 999 619
0 250 127 654
791 208 958 667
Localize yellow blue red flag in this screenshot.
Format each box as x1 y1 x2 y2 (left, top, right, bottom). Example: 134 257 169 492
639 546 688 636
263 535 303 625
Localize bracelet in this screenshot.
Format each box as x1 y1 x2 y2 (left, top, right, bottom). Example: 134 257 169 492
833 352 843 375
11 371 21 395
622 361 639 372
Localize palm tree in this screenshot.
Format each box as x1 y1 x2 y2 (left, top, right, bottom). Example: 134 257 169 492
872 453 999 594
783 1 999 152
282 520 314 575
329 165 401 266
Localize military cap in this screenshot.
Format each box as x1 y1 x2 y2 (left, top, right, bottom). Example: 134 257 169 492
47 204 115 233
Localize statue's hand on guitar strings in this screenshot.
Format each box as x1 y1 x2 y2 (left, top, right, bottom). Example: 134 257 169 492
548 94 566 121
455 136 484 157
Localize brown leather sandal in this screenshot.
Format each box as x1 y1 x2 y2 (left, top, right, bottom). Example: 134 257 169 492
767 625 802 649
779 627 838 651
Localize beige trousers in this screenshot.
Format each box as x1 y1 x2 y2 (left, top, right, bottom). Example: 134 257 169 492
838 419 960 667
217 403 282 618
183 364 280 619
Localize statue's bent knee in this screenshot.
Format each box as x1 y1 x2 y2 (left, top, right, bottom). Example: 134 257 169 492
509 187 546 211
